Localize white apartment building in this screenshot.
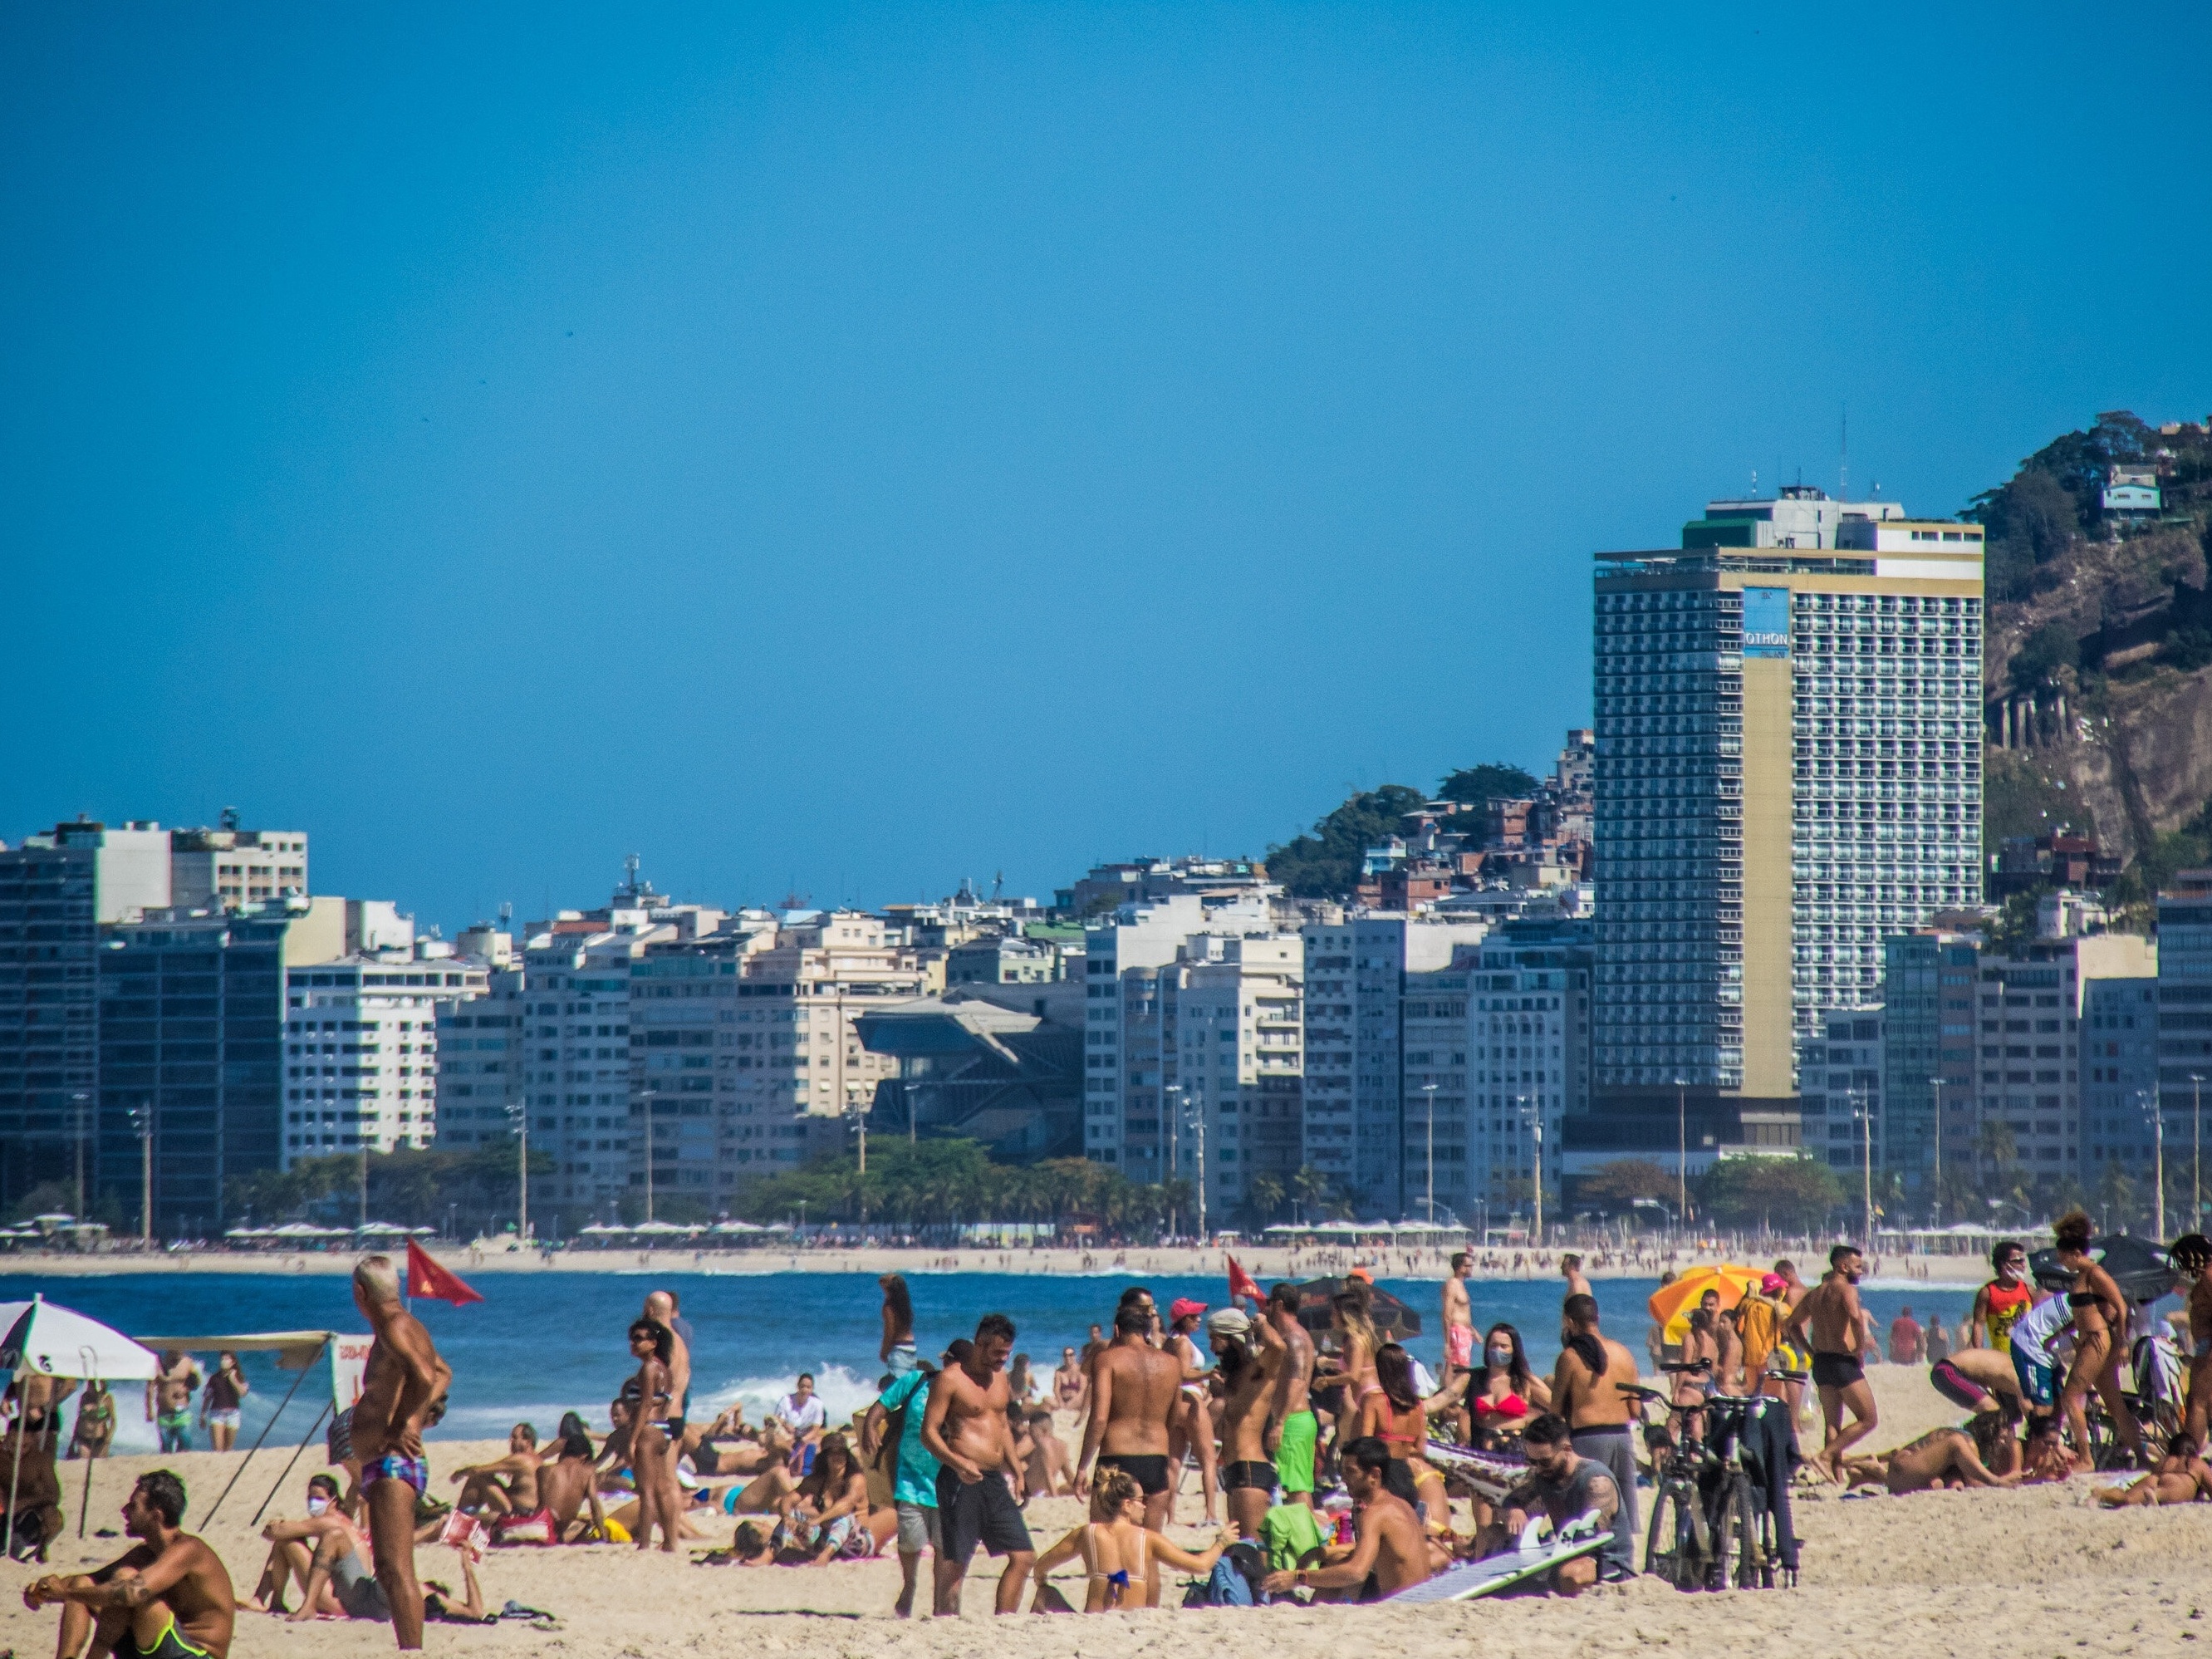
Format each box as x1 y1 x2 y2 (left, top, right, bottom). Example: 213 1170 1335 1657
1400 960 1474 1224
1082 893 1277 1176
521 929 654 1212
170 822 308 913
740 911 925 1122
1300 915 1487 1217
1465 920 1592 1222
282 955 488 1165
1167 932 1303 1220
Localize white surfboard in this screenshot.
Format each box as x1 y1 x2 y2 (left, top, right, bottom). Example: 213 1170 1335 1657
1388 1514 1612 1603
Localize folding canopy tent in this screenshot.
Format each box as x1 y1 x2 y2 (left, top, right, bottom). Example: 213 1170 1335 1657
1 1294 162 1542
131 1329 342 1525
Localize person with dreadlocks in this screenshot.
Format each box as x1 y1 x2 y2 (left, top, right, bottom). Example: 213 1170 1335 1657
2172 1234 2212 1455
1547 1293 1641 1583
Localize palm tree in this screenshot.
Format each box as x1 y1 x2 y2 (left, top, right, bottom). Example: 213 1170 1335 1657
1248 1172 1287 1227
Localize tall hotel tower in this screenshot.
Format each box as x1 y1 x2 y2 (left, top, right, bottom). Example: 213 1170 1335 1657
1590 486 1984 1135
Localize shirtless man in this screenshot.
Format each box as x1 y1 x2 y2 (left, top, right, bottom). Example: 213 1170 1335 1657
147 1352 201 1455
1485 1413 1620 1595
2173 1234 2212 1454
1052 1347 1088 1414
1258 1437 1429 1602
1260 1283 1319 1509
1548 1293 1640 1583
1443 1253 1476 1376
2053 1210 2144 1465
450 1423 541 1518
1785 1244 1878 1481
1837 1426 2019 1495
1077 1303 1185 1532
1208 1308 1286 1537
348 1254 450 1652
1930 1347 2026 1476
643 1291 692 1442
1559 1254 1593 1303
27 1470 237 1659
920 1313 1032 1615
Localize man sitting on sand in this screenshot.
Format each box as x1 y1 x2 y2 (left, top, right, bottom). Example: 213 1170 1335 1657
1835 1426 2018 1495
246 1474 390 1621
25 1470 238 1659
449 1423 542 1519
1479 1414 1619 1597
1259 1436 1430 1602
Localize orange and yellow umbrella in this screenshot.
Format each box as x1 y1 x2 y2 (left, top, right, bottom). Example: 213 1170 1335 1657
1646 1264 1766 1345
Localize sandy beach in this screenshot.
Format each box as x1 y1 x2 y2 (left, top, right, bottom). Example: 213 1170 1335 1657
6 1371 2206 1659
0 1244 1996 1288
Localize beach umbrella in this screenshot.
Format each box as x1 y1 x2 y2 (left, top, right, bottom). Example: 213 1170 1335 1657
2026 1234 2176 1303
1284 1276 1424 1338
0 1294 162 1541
1646 1264 1764 1344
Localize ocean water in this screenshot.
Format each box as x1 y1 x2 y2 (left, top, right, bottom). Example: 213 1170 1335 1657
17 1270 1994 1458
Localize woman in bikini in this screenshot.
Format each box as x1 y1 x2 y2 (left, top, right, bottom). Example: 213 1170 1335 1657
1465 1323 1551 1448
879 1274 917 1375
625 1318 684 1553
773 1433 877 1563
1030 1469 1140 1612
2053 1210 2145 1467
1351 1342 1464 1528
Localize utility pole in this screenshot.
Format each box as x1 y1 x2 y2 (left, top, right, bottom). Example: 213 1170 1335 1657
132 1100 153 1248
508 1097 530 1243
1528 1097 1545 1246
358 1136 370 1229
1193 1084 1208 1244
1675 1079 1689 1227
851 1095 869 1226
1421 1081 1438 1224
69 1089 88 1220
1163 1084 1182 1239
1852 1087 1874 1247
1928 1076 1944 1229
2146 1090 2165 1241
640 1084 658 1226
2192 1073 2205 1234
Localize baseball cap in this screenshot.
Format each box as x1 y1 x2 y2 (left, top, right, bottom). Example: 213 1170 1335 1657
1169 1298 1208 1322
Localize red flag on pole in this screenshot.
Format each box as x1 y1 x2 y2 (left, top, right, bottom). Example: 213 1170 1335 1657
405 1236 484 1306
1227 1254 1263 1305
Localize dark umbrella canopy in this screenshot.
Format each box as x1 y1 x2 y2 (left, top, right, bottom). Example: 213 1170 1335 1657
2028 1234 2178 1303
1287 1276 1423 1338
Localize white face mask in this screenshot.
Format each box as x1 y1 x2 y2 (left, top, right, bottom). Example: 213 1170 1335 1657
307 1496 331 1516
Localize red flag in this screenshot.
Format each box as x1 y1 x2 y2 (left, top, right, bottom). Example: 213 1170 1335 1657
1227 1254 1263 1305
405 1236 484 1306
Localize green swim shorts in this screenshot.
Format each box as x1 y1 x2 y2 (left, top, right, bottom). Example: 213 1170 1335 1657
1273 1409 1318 1494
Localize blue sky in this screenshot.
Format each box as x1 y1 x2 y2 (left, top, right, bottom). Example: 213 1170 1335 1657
5 3 2209 930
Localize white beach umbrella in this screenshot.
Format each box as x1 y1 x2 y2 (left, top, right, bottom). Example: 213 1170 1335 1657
1 1295 162 1543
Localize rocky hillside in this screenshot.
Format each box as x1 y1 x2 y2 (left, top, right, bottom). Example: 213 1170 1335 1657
1974 409 2212 891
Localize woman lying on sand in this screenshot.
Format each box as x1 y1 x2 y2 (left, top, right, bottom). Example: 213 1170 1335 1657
1834 1426 2018 1494
2094 1449 2212 1506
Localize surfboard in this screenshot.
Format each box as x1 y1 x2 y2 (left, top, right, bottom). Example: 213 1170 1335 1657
1388 1514 1612 1603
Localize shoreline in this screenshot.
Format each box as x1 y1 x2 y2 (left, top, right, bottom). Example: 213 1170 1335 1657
0 1242 1995 1287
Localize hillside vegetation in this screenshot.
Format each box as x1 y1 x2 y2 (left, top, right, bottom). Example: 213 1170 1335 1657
1971 409 2212 889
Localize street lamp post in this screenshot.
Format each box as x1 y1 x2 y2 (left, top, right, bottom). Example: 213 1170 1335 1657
1851 1087 1874 1247
507 1096 530 1242
1927 1076 1944 1228
131 1099 153 1248
2191 1073 2205 1233
1192 1084 1209 1244
640 1084 660 1225
1675 1079 1689 1228
68 1089 89 1220
1421 1081 1439 1224
2144 1089 2165 1240
1162 1084 1182 1239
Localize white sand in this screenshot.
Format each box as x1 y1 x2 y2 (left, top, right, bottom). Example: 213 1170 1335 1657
6 1371 2207 1659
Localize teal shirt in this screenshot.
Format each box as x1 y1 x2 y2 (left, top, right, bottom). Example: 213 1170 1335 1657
880 1369 940 1507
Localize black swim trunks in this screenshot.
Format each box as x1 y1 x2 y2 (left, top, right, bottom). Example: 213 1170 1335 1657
1927 1357 1987 1411
1096 1452 1171 1495
1222 1459 1278 1495
934 1466 1032 1566
118 1616 213 1659
1811 1352 1865 1390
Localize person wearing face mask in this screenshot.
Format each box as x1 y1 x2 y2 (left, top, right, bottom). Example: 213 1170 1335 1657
1969 1240 2037 1354
1783 1244 1878 1482
1467 1323 1550 1446
245 1475 388 1621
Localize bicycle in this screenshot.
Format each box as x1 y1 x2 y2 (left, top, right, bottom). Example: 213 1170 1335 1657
1622 1367 1798 1593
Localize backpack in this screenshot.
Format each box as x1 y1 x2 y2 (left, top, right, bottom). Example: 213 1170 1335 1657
1182 1541 1268 1607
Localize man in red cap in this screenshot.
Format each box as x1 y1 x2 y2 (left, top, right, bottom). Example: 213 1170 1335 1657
1165 1300 1219 1524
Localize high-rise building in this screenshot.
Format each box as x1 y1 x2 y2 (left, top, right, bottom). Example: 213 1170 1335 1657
169 822 307 913
1876 930 1980 1191
1592 485 1984 1136
1165 931 1303 1220
2156 871 2212 1196
1970 933 2151 1187
1802 1007 1886 1172
0 820 173 1215
430 969 524 1156
96 910 294 1236
282 955 488 1166
2083 973 2161 1184
1463 918 1593 1221
1343 915 1487 1216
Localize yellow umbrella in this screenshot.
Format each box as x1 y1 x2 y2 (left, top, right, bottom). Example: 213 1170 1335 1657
1646 1264 1766 1345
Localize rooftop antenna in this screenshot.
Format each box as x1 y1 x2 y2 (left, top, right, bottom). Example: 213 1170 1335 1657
1838 404 1849 500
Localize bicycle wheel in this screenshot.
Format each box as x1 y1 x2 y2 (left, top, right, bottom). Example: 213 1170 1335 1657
1645 1477 1692 1588
1699 1481 1736 1592
1727 1479 1763 1590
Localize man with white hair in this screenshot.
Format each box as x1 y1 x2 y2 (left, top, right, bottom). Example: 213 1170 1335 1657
349 1254 449 1652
